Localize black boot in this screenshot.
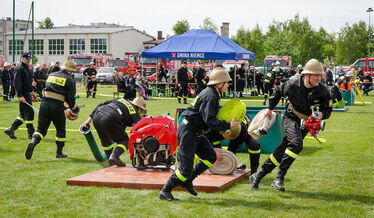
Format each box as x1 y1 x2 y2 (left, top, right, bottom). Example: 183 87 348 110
271 154 295 191
178 98 181 104
183 98 187 104
25 134 42 160
104 148 113 161
180 171 198 196
4 128 17 139
271 169 286 191
159 176 181 201
249 169 267 191
249 153 260 175
56 141 68 158
26 123 35 140
109 146 126 167
93 92 96 98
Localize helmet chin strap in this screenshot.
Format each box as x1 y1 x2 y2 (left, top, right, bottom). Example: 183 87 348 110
217 83 225 94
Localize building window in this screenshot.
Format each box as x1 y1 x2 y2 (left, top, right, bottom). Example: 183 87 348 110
69 39 85 55
90 38 107 54
19 24 26 30
48 39 64 55
29 39 44 55
9 40 24 55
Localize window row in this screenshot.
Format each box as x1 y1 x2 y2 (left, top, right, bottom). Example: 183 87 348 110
8 38 107 55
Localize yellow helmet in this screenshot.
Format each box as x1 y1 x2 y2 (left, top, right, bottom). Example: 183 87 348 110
207 67 232 85
302 59 324 75
62 60 76 72
131 96 147 111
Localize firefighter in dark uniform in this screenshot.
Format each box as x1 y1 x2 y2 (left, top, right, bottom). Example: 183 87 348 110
177 62 189 104
255 68 264 95
25 60 79 159
4 52 35 140
330 71 353 107
86 75 98 98
250 59 332 192
205 114 261 175
33 63 48 93
263 66 276 105
83 62 97 84
159 67 241 201
274 65 287 105
82 97 147 166
196 63 207 95
1 62 11 102
238 63 246 97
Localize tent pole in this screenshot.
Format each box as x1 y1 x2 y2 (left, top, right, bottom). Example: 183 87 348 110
234 66 237 97
253 60 256 95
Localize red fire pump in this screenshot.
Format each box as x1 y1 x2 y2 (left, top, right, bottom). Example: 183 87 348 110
300 106 326 137
129 115 178 169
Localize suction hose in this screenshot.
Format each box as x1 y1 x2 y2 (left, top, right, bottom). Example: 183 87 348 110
79 124 107 162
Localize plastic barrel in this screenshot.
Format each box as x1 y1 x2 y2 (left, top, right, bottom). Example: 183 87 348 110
79 124 107 162
341 89 355 106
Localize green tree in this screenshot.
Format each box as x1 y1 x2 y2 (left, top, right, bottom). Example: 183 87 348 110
37 17 54 29
199 17 218 33
32 55 38 65
336 21 369 65
172 20 190 35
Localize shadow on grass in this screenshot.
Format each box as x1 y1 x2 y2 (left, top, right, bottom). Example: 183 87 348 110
185 197 314 210
0 147 15 153
287 190 374 205
300 145 324 156
32 157 103 165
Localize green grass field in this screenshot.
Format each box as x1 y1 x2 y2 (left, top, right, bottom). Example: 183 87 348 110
0 87 373 217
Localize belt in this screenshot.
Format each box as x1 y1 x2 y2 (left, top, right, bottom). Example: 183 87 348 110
182 119 206 136
44 91 65 102
287 103 309 120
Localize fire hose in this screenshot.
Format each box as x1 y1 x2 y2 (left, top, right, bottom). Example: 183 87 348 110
79 124 106 162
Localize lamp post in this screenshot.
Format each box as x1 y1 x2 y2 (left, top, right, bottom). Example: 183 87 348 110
367 7 373 58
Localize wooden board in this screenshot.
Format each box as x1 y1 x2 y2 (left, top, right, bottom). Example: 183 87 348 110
66 166 250 193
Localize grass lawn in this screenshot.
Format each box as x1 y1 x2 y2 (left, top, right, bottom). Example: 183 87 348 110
0 87 373 217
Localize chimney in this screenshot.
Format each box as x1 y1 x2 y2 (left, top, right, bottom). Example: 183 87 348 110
157 31 163 40
220 22 229 37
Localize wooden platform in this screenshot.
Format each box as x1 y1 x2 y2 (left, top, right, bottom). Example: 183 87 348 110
66 166 250 193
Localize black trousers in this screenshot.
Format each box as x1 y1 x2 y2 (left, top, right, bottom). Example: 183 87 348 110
92 110 129 149
264 82 273 96
196 81 205 95
10 92 34 135
9 85 15 98
262 113 308 173
171 122 217 182
330 86 342 102
256 82 264 95
178 83 188 99
35 99 66 143
2 82 9 100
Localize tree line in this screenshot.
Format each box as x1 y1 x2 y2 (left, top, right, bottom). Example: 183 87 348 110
172 15 373 66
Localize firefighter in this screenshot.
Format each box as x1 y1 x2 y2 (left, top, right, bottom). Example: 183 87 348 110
263 66 276 105
205 114 261 175
238 63 246 97
81 97 147 166
86 75 98 98
196 62 207 95
177 62 189 104
361 72 373 96
330 71 353 108
25 60 79 159
9 62 16 101
33 63 48 93
1 62 11 102
83 62 97 83
4 52 35 140
255 68 264 95
250 59 332 192
159 67 241 201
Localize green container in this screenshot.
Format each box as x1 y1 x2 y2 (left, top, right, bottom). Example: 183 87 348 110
176 106 286 154
341 89 355 106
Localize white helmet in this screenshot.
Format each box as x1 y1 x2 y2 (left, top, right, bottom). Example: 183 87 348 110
275 61 281 65
346 71 353 77
297 64 303 68
51 62 55 66
90 62 94 65
36 64 41 68
4 62 10 67
272 66 280 72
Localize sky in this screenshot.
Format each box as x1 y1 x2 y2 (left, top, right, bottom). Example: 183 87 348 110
1 0 374 38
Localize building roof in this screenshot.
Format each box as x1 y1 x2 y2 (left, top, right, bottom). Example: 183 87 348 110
5 27 135 35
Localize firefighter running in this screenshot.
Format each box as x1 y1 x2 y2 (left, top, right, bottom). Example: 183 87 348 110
81 97 147 166
177 62 189 104
25 60 79 159
250 59 332 192
159 67 240 201
4 52 35 140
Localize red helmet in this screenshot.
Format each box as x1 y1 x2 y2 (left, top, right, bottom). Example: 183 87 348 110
28 63 33 67
65 109 79 120
42 62 47 67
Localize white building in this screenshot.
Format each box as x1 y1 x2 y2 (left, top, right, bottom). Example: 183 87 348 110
4 27 154 64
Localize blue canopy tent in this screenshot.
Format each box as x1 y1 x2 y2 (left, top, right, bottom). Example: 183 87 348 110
141 29 255 60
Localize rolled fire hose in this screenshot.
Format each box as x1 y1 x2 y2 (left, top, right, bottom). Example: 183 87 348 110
209 149 238 175
217 99 246 140
79 124 107 162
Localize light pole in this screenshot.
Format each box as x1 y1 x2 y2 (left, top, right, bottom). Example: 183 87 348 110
367 7 373 58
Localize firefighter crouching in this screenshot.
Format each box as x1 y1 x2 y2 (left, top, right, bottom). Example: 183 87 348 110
159 67 241 201
81 97 146 166
25 60 79 160
4 52 35 139
250 59 332 192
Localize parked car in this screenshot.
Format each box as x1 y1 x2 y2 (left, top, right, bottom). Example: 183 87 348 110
96 67 117 83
